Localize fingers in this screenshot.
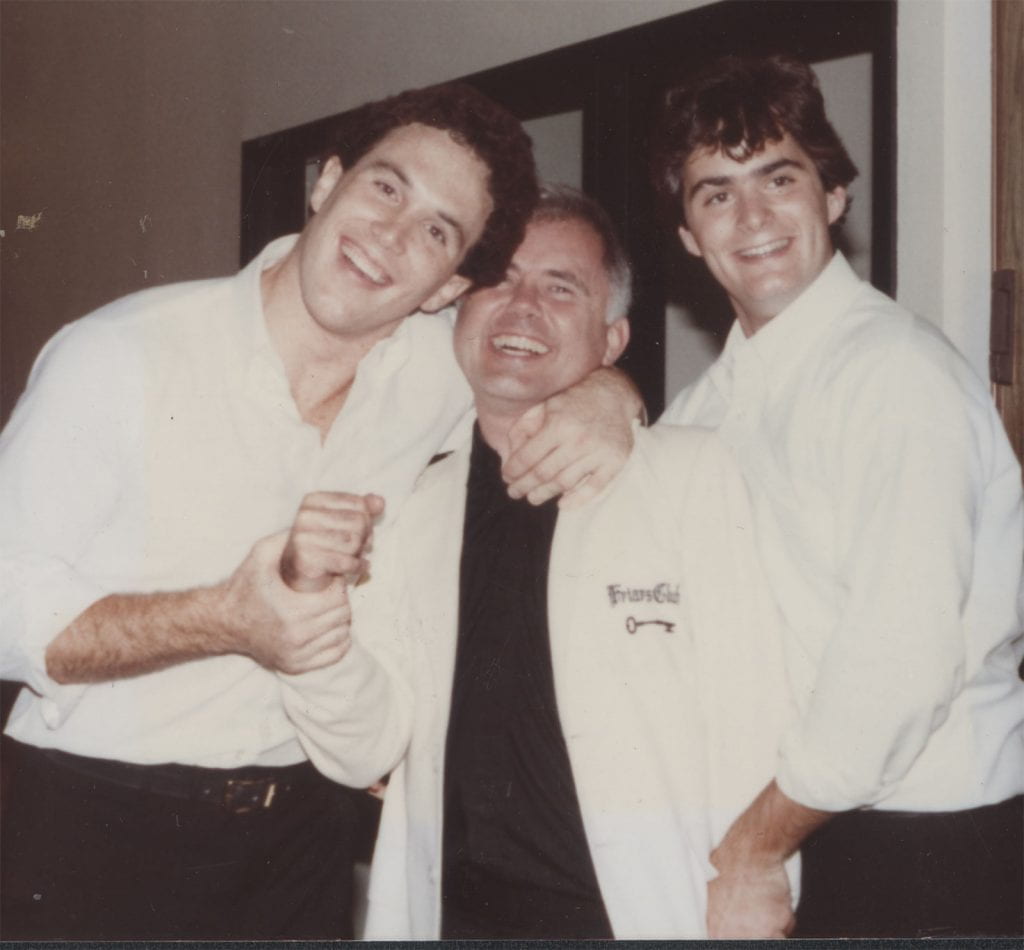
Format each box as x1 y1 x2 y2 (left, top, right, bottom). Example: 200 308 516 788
502 404 548 481
508 441 617 508
556 445 628 509
521 447 587 506
504 430 569 499
282 541 366 591
275 624 353 674
271 591 353 673
281 492 385 591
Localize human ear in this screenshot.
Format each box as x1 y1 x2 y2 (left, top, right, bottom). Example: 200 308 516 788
421 273 472 313
602 317 631 365
309 157 344 214
825 186 848 226
677 224 703 258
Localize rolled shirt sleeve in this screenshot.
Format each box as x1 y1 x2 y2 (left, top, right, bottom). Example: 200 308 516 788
775 327 1021 811
0 319 140 722
665 255 1024 814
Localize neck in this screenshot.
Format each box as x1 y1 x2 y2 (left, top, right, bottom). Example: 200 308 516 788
735 309 774 338
260 252 377 437
734 253 837 337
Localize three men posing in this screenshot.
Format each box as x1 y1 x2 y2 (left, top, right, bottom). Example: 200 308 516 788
287 55 1023 939
2 53 1022 941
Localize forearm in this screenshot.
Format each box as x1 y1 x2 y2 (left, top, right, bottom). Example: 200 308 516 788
712 779 832 871
45 585 231 684
706 780 833 938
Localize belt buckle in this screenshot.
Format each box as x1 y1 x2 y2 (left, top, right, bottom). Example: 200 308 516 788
223 777 277 814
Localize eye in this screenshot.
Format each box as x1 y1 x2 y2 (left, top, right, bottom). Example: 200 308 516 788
426 223 448 246
705 190 730 207
373 179 398 199
769 174 794 189
549 283 575 298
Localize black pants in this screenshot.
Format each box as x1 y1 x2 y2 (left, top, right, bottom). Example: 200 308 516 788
794 794 1024 938
0 737 373 940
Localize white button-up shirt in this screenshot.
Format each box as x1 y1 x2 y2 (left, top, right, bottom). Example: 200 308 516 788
661 253 1024 813
0 235 472 767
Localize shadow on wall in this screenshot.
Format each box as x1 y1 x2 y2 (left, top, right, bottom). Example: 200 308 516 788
665 250 735 355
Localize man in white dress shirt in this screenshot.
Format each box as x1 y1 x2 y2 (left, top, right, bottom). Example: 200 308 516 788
0 83 639 940
654 54 1024 939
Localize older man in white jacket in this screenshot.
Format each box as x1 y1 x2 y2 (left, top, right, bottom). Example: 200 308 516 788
279 188 794 939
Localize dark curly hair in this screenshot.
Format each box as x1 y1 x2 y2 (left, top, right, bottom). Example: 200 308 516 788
328 83 539 287
652 55 858 227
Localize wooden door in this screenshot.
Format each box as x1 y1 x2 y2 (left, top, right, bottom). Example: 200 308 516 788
993 0 1024 462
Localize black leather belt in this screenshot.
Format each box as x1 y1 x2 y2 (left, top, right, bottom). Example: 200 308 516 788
37 745 318 815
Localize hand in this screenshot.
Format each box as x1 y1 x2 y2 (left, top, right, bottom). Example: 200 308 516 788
706 853 795 939
219 531 353 674
280 492 385 592
502 366 643 509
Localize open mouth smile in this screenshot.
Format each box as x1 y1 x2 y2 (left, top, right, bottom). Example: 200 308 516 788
737 237 791 260
491 334 550 356
341 240 390 286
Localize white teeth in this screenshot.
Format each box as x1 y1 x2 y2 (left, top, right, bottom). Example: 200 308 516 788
492 334 550 355
739 238 789 258
344 246 387 285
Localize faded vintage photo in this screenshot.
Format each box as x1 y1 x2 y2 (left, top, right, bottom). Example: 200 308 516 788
1 0 1021 942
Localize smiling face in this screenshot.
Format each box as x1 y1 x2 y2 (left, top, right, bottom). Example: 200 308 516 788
454 216 629 423
677 134 847 336
293 123 494 343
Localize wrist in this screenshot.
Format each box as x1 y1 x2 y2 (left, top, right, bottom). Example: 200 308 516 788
198 579 243 655
711 832 786 875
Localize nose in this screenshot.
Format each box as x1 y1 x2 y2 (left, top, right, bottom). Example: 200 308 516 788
735 189 770 232
507 279 541 316
371 213 408 253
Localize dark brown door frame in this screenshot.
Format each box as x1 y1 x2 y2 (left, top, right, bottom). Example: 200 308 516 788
992 0 1024 462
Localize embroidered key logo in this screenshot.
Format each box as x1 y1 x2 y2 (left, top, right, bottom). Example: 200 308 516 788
625 616 675 635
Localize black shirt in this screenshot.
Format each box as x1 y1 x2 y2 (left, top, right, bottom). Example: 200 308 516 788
440 425 612 939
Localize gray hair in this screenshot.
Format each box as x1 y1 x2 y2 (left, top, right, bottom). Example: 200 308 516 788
532 185 633 324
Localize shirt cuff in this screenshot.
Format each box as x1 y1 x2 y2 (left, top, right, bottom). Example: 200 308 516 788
1 556 107 727
775 726 876 813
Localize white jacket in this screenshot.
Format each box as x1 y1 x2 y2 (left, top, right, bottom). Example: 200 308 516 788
283 425 795 939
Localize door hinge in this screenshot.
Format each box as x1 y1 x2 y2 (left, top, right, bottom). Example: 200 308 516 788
991 269 1016 386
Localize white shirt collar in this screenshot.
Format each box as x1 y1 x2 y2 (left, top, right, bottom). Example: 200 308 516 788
708 252 863 395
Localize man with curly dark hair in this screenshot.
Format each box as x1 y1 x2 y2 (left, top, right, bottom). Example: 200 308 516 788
0 82 641 941
655 54 1023 941
334 83 540 288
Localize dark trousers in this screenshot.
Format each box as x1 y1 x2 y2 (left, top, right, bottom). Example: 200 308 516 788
794 794 1024 938
0 737 374 940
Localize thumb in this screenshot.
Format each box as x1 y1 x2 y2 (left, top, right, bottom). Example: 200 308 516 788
506 403 546 456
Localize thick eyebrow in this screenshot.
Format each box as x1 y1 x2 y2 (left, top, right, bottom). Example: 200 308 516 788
545 267 590 296
687 156 809 201
367 159 466 249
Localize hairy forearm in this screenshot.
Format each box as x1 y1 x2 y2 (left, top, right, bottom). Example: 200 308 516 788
45 586 230 684
713 779 833 870
705 780 834 938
